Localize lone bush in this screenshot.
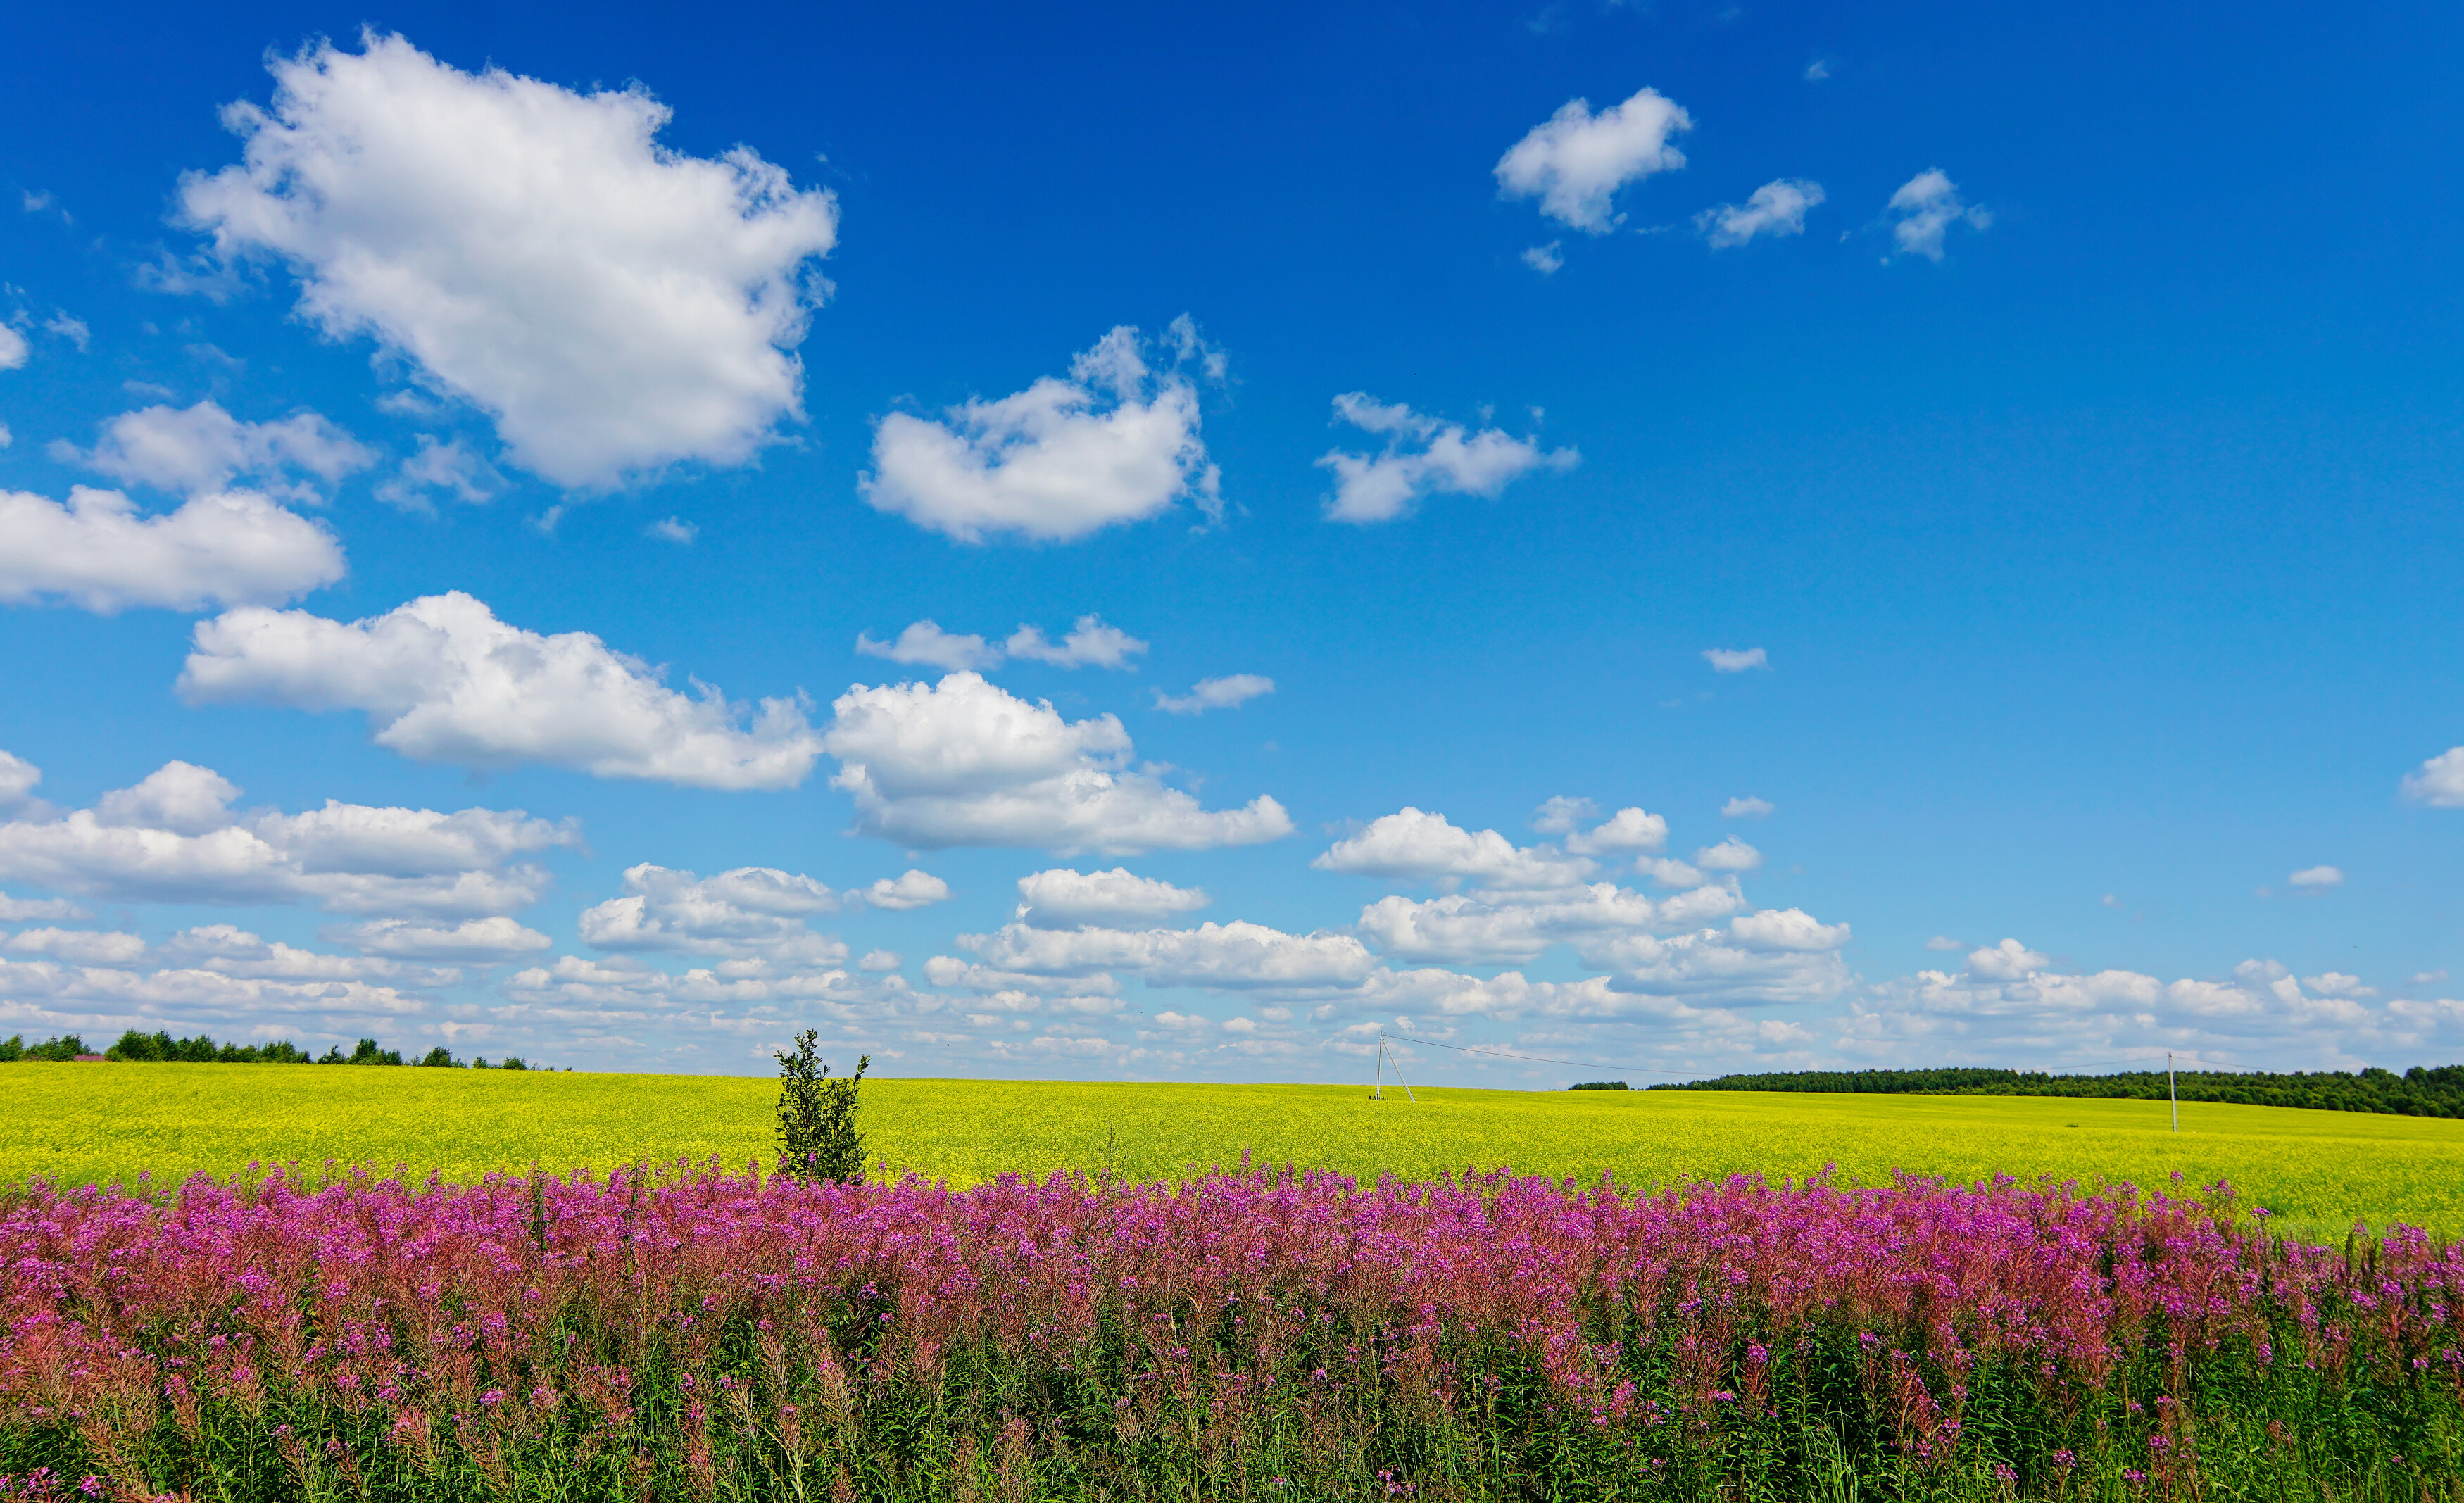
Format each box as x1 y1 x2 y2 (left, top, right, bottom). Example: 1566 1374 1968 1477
775 1029 868 1183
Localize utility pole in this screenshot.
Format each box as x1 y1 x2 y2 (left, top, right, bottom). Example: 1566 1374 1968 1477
2168 1050 2179 1134
1370 1033 1416 1102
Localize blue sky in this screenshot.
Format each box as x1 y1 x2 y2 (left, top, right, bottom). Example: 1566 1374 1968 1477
1 0 2459 1082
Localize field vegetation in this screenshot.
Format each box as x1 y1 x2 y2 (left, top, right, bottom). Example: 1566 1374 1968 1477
4 1064 2460 1240
4 1162 2458 1501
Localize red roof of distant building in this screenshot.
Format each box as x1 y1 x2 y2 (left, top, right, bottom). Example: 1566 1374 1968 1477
72 1054 108 1062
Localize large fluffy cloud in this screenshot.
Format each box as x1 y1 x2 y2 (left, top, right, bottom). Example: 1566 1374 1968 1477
1015 867 1210 928
180 592 823 789
822 672 1292 853
0 486 344 612
59 401 373 498
860 325 1221 542
0 754 574 917
1318 395 1576 524
1495 87 1692 232
177 33 838 489
1313 807 1593 887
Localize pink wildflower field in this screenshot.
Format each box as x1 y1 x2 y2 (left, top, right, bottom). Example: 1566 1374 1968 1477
4 1162 2461 1499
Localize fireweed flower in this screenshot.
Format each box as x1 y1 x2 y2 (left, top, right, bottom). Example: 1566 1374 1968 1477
1 1165 2458 1494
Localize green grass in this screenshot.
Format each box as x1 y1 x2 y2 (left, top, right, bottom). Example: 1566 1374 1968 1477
7 1064 2461 1240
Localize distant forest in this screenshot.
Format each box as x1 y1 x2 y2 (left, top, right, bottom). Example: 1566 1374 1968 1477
1647 1065 2464 1118
0 1030 548 1070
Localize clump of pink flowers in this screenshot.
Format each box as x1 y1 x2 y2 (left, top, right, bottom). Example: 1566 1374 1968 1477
2 1164 2458 1499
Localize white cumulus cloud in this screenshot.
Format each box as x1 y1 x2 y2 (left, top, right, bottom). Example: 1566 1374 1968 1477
855 615 1147 673
2289 864 2344 891
0 895 87 922
822 672 1292 853
0 753 574 917
1319 394 1576 524
0 752 46 812
1154 674 1273 715
177 33 838 489
2401 747 2464 807
861 325 1221 542
1006 615 1148 669
963 919 1378 992
179 591 823 789
375 435 503 512
1721 795 1775 819
1564 807 1668 855
1887 169 1990 261
0 324 26 370
1495 87 1692 232
1727 907 1849 952
857 620 1002 672
0 486 344 613
1694 837 1761 873
855 870 951 910
577 862 847 964
1696 178 1824 249
1357 883 1728 967
1966 938 2049 981
1314 807 1592 888
1017 867 1211 929
1703 647 1767 672
58 400 373 498
5 928 150 966
1530 796 1596 834
327 915 553 962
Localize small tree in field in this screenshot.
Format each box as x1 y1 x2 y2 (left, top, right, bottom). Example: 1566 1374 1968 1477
775 1030 869 1183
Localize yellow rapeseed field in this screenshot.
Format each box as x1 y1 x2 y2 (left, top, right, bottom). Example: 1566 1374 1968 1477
5 1064 2459 1240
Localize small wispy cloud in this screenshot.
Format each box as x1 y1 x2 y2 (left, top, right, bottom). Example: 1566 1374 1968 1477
1154 674 1274 715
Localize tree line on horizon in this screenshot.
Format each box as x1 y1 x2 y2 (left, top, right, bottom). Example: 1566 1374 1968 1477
0 1029 551 1071
1645 1063 2464 1117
